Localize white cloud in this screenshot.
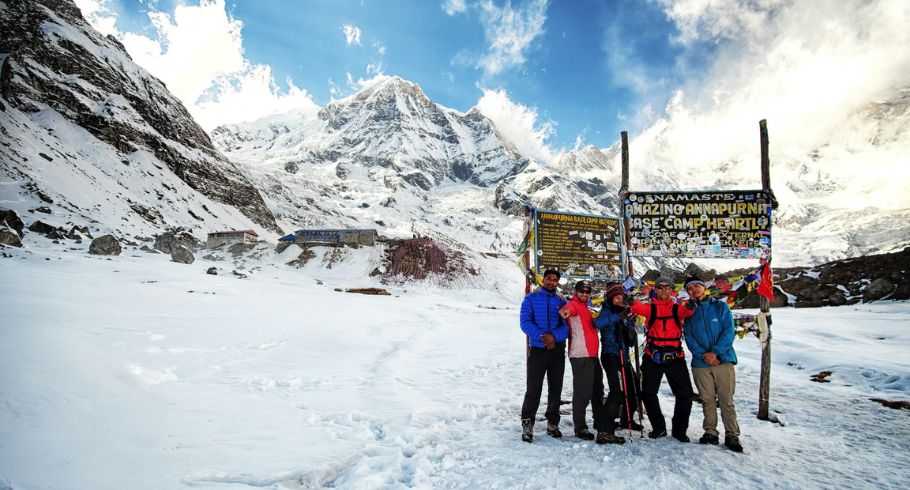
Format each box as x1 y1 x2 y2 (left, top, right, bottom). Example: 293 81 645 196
600 20 667 109
475 0 548 77
121 1 245 107
342 23 362 46
78 0 319 130
73 0 118 36
632 0 910 210
194 66 320 129
475 87 559 164
442 0 468 16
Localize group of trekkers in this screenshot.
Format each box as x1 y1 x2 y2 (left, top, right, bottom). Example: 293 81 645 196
519 269 744 453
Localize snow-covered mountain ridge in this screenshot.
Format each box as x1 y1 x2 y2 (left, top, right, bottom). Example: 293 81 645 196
212 74 910 266
2 0 908 273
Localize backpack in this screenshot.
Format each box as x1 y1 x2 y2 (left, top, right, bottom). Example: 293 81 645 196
646 303 683 352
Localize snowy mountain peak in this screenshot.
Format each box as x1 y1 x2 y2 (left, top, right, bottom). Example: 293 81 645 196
351 75 431 106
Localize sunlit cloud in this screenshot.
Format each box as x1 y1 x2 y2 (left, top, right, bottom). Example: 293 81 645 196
632 0 910 210
462 0 548 77
76 0 319 130
442 0 468 16
475 87 559 164
477 0 548 76
342 23 362 46
73 0 118 36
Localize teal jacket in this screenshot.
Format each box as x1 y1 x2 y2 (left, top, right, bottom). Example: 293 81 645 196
683 297 737 368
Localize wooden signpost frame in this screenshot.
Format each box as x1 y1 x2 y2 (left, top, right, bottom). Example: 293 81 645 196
619 120 777 421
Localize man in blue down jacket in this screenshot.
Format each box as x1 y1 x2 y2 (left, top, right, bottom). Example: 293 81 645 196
519 269 569 443
683 277 744 453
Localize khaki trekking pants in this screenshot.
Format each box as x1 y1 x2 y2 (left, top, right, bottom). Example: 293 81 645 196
693 363 740 438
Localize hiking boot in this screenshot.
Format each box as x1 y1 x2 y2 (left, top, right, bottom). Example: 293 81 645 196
574 428 595 440
699 433 720 445
619 419 644 431
672 431 690 443
648 429 667 439
521 418 533 443
546 423 562 439
596 432 626 445
725 436 744 453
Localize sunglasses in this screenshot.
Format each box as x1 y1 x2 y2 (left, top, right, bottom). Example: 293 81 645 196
655 285 673 290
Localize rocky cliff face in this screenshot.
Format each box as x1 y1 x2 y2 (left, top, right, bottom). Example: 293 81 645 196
0 0 277 234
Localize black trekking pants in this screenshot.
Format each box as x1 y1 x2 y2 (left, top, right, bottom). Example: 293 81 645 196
521 342 566 425
602 352 638 431
640 355 693 435
569 356 608 432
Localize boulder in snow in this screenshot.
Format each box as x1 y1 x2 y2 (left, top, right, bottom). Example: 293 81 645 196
154 228 199 254
28 220 57 235
171 244 195 264
863 278 895 302
67 225 92 240
0 209 24 237
0 228 23 247
89 235 121 255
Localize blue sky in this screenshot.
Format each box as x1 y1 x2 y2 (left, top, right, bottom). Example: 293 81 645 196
78 0 713 152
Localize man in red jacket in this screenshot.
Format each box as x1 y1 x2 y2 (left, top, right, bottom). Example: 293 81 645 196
560 281 619 444
629 276 696 442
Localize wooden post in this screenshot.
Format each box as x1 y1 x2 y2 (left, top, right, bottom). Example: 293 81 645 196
760 120 771 190
757 119 773 421
620 131 632 277
620 131 630 194
619 131 633 281
618 131 644 425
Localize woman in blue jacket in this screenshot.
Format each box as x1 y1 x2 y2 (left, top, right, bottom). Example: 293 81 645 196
594 282 641 441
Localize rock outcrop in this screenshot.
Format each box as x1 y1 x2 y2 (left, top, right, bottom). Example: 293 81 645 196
170 244 195 264
0 228 23 247
0 210 25 237
154 229 199 254
89 234 121 255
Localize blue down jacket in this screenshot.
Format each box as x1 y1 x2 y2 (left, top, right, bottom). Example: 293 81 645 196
520 288 569 348
594 307 634 357
683 297 738 368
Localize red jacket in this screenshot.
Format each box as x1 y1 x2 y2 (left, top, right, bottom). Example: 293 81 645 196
630 298 694 357
561 297 600 358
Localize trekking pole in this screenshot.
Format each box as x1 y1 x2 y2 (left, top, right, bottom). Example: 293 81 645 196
629 320 645 437
617 348 635 440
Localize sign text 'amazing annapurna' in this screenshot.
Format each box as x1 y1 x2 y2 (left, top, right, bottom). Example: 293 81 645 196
625 191 773 259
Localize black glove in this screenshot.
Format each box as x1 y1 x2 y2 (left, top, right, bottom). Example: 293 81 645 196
685 298 697 311
623 294 633 307
624 326 637 346
618 307 632 320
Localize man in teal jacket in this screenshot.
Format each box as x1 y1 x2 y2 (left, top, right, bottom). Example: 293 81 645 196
683 277 744 453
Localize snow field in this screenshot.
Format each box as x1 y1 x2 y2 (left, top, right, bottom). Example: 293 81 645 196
1 246 908 489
